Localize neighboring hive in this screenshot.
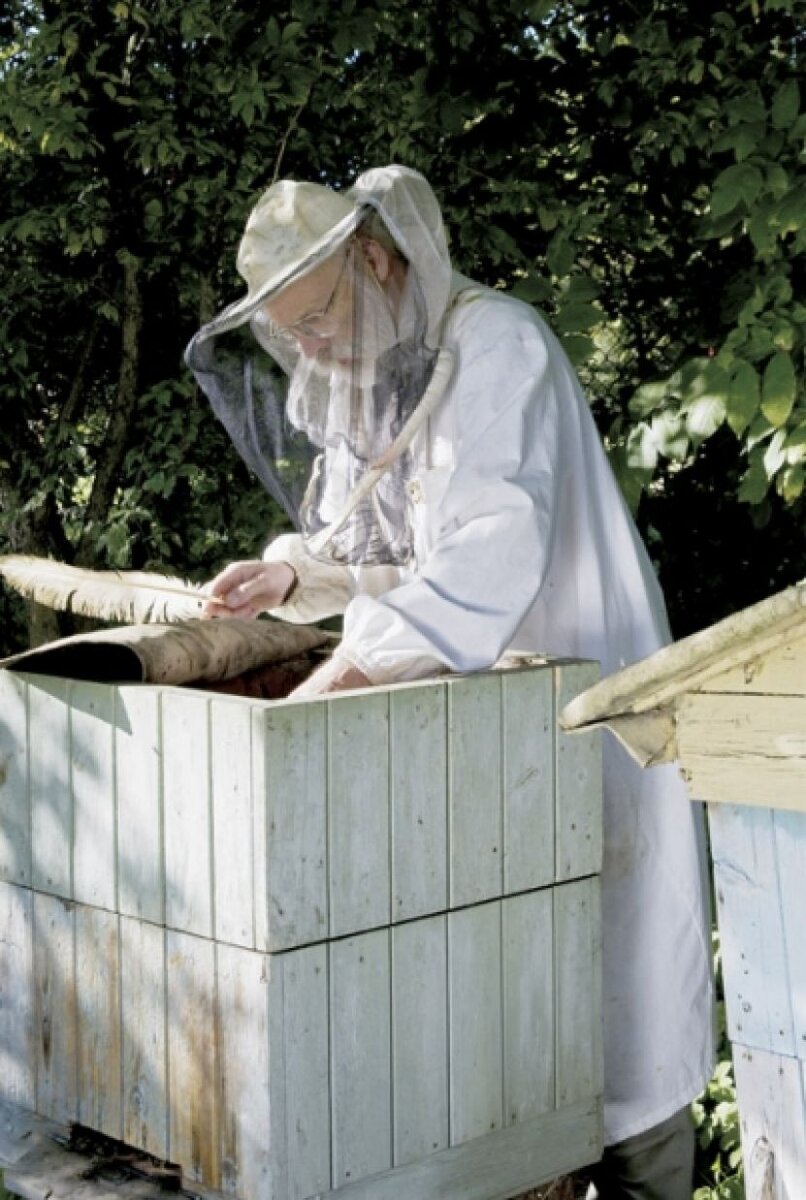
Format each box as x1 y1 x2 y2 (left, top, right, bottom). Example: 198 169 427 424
562 579 806 1200
0 658 603 1200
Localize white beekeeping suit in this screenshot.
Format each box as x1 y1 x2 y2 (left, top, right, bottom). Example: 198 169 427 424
187 164 714 1151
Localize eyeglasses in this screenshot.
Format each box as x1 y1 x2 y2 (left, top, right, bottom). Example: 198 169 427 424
265 243 353 342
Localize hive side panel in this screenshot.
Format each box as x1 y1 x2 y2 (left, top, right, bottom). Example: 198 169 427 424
390 686 448 923
75 904 122 1138
211 701 254 949
554 877 602 1110
448 901 503 1145
282 943 331 1200
162 694 213 939
502 889 555 1125
116 689 163 925
328 694 390 939
260 703 327 953
733 1045 806 1200
0 881 35 1108
502 670 555 893
120 915 168 1159
216 943 273 1200
391 915 449 1166
166 930 219 1185
71 684 116 912
772 808 806 1051
33 891 77 1123
330 928 392 1189
30 680 72 898
0 673 31 886
709 802 796 1057
555 664 602 883
447 676 502 908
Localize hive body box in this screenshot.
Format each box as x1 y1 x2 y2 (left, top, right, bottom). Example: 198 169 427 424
0 660 603 1200
561 582 806 1200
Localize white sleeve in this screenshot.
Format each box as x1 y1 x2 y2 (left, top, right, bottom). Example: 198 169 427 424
263 532 354 624
335 305 563 685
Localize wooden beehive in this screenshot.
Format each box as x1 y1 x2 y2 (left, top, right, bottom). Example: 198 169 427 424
0 659 603 1200
562 579 806 1200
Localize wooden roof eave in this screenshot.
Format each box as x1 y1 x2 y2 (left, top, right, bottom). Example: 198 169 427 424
559 579 806 765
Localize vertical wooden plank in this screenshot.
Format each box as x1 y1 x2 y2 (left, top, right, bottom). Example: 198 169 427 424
211 700 254 948
328 694 390 939
391 915 449 1165
734 1046 806 1200
166 929 219 1185
502 670 555 893
116 689 163 925
33 891 77 1123
0 672 31 886
330 928 392 1188
216 943 273 1199
555 663 602 883
281 944 331 1200
259 702 327 953
121 916 168 1159
76 905 122 1138
502 890 555 1125
448 675 503 908
162 693 213 939
71 684 116 912
448 901 503 1145
554 878 602 1109
30 679 72 898
390 686 448 923
709 803 796 1057
772 807 806 1051
0 881 35 1107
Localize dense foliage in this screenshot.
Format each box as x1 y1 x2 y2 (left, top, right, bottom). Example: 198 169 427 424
1 0 804 651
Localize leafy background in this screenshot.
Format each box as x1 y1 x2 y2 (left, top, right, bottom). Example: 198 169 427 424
2 0 805 1193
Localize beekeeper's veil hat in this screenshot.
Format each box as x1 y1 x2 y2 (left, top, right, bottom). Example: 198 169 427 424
185 165 455 566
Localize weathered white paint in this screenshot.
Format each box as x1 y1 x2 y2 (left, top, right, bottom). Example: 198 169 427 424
502 889 554 1125
555 878 603 1109
734 1046 806 1200
165 929 219 1183
555 664 602 882
1 661 604 1200
32 891 76 1124
120 914 168 1159
29 680 72 898
390 687 448 922
678 694 806 814
502 670 555 893
330 928 392 1188
162 693 213 938
0 672 30 886
75 905 121 1138
327 694 390 939
448 901 504 1145
211 700 254 948
448 675 503 908
709 802 802 1059
391 915 449 1165
71 684 116 913
0 881 34 1108
700 633 806 697
259 702 328 953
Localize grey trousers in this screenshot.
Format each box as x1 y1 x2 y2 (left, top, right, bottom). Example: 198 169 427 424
583 1107 696 1200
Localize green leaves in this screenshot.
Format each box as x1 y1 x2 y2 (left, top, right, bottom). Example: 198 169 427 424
761 352 797 427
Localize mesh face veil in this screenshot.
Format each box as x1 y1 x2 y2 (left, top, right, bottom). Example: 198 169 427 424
184 166 454 567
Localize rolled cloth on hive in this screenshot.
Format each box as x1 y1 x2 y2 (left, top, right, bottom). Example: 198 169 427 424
0 619 332 686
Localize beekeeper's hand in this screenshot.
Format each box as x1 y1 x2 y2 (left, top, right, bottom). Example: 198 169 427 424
201 560 296 618
290 654 371 698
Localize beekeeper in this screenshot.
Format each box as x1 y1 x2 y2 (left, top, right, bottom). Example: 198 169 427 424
185 164 713 1200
